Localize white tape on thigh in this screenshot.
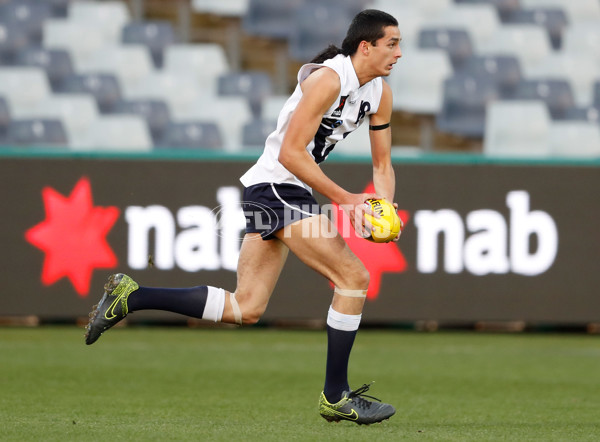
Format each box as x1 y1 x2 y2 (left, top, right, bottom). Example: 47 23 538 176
230 292 242 325
334 286 367 298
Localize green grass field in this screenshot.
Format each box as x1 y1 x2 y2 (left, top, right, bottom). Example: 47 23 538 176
0 327 599 441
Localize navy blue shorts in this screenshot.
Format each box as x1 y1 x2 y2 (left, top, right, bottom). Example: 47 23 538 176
242 183 321 240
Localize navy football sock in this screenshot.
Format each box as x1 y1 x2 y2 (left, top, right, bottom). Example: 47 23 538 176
323 325 357 403
127 286 208 319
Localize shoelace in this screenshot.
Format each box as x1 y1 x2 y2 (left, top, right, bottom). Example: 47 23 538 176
347 383 381 410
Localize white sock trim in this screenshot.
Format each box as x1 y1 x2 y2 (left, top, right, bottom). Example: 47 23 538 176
326 306 362 332
202 287 225 322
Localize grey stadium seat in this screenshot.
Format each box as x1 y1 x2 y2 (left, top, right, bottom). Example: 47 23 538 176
243 0 302 39
594 80 600 108
55 73 122 113
7 118 68 147
110 99 172 144
565 106 600 125
0 20 30 64
121 21 176 68
454 0 524 21
512 79 576 120
503 8 569 50
418 28 474 70
436 73 500 138
458 55 522 98
288 2 352 63
13 47 74 91
156 121 223 150
242 118 276 149
217 71 273 117
0 0 51 44
33 0 71 18
0 96 10 142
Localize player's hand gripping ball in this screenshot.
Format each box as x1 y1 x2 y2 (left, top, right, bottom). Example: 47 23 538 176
364 198 403 243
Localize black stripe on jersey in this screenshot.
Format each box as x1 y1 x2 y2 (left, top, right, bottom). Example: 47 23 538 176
312 118 340 164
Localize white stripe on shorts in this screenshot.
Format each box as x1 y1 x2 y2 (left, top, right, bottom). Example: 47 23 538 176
270 183 317 217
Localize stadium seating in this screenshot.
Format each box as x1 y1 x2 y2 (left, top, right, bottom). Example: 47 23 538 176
562 23 600 64
241 118 276 149
183 95 252 152
163 44 230 91
0 67 50 116
0 0 598 157
55 73 122 113
261 95 288 121
40 0 71 18
156 121 223 150
374 0 452 17
68 0 130 42
191 0 250 17
478 24 552 74
7 118 68 148
121 21 176 68
422 3 500 51
548 121 600 157
519 0 600 24
288 2 352 62
437 73 500 138
526 52 598 107
75 45 153 91
383 6 424 49
503 7 568 49
458 54 522 98
13 47 74 91
388 49 453 114
484 100 551 156
123 71 202 119
217 71 273 116
0 20 31 64
42 19 111 67
454 0 521 21
0 96 10 142
243 0 303 39
21 93 99 148
77 115 152 152
512 79 576 120
0 0 51 44
565 105 600 124
418 28 474 70
110 99 171 145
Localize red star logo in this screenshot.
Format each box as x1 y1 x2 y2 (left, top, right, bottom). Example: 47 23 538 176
25 177 120 297
333 182 409 299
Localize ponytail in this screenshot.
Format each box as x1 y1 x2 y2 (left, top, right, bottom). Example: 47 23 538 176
310 45 346 64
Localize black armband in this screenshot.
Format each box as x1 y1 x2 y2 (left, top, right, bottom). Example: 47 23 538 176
369 123 390 131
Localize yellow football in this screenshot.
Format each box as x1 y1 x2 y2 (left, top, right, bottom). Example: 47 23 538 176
364 198 403 243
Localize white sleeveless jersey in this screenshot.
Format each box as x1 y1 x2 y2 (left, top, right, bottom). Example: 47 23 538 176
240 54 383 191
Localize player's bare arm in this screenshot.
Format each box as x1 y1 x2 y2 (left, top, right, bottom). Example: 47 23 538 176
369 81 395 202
369 81 401 240
278 68 379 234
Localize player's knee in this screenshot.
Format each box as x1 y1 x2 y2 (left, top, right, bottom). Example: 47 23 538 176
355 267 370 290
234 290 267 325
341 264 370 290
241 308 262 325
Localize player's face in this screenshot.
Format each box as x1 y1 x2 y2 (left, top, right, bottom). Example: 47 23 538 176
370 26 402 77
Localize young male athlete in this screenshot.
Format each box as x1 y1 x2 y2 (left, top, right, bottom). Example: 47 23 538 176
85 9 402 425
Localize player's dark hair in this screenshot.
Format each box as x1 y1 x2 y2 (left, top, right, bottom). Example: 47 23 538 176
310 9 398 64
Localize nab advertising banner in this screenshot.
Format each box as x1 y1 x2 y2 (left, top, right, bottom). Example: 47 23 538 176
1 154 599 324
